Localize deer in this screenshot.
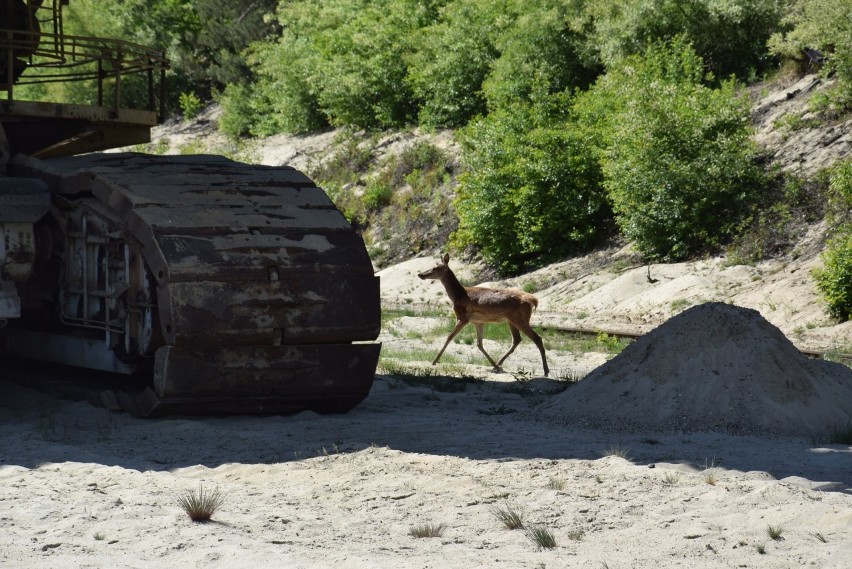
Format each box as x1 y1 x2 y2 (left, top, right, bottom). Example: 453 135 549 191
418 254 549 377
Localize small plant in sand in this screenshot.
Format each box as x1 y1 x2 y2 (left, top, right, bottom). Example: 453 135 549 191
511 368 534 382
703 458 718 485
525 525 557 549
175 483 227 522
815 421 852 445
755 543 766 554
546 477 566 491
409 522 445 538
492 502 525 530
767 525 784 540
479 404 517 415
566 528 585 541
661 471 681 485
601 445 631 460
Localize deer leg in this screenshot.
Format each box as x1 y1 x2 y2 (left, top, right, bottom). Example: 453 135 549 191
497 324 522 367
518 322 549 377
473 323 501 370
433 319 468 365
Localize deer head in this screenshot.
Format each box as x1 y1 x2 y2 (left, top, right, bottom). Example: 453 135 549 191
418 253 451 280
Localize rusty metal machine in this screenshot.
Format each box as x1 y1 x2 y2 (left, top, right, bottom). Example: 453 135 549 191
0 1 381 416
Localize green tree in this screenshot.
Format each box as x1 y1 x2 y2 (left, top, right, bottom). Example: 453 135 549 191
589 39 767 260
586 0 782 80
65 0 278 111
482 0 600 111
769 0 852 105
454 87 608 274
813 160 852 321
405 0 503 128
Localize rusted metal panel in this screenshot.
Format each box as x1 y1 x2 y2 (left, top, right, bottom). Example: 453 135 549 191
153 343 380 398
165 274 380 345
156 232 374 280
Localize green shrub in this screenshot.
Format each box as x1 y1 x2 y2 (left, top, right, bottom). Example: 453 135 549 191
769 0 852 104
308 135 374 189
242 38 328 135
406 0 504 128
179 91 203 121
481 0 600 111
595 40 767 260
825 160 852 221
217 83 256 139
391 142 452 187
363 182 393 211
311 1 421 129
814 229 852 321
586 0 782 81
813 160 852 321
454 88 608 275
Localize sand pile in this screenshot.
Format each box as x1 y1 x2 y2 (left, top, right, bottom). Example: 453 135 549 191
536 302 852 436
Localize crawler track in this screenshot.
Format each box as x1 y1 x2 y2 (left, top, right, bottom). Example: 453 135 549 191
2 153 381 416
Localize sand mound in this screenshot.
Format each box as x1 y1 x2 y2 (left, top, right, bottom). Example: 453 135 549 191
536 302 852 436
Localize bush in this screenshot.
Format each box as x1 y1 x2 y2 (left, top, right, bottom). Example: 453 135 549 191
593 40 767 260
586 0 782 81
814 229 852 321
179 91 203 121
481 0 600 111
769 0 852 102
813 160 852 321
454 88 608 275
406 0 504 128
310 1 421 129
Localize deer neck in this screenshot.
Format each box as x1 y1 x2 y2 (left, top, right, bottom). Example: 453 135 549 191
439 270 469 304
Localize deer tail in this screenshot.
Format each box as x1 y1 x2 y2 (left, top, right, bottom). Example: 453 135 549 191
523 294 539 311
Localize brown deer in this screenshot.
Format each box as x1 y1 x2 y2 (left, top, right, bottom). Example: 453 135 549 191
418 254 549 377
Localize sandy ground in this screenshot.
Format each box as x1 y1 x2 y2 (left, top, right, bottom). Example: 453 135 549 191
1 364 850 569
1 278 851 568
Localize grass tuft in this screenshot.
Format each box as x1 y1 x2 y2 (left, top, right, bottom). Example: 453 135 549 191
491 502 525 530
661 471 681 485
525 525 557 549
409 522 445 538
175 483 226 522
601 445 631 460
813 421 852 445
767 525 784 541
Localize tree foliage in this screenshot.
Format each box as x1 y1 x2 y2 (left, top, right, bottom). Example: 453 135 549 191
586 0 782 81
813 160 852 321
454 88 608 274
769 0 852 104
405 0 504 127
480 0 600 112
586 40 767 260
64 0 278 111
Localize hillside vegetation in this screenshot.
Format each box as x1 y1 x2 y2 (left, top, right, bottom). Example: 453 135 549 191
70 0 852 321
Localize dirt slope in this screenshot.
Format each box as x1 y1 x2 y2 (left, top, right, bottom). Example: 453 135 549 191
149 74 851 353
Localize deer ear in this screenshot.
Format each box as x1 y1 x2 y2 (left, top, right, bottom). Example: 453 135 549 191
442 253 450 265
